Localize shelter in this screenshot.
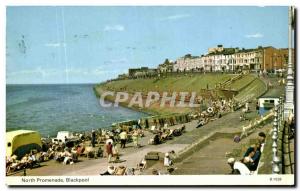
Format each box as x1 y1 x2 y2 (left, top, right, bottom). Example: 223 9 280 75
6 130 42 159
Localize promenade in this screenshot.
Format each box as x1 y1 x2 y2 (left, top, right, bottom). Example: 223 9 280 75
10 102 268 176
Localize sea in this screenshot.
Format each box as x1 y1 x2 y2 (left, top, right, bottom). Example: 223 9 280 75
6 84 148 137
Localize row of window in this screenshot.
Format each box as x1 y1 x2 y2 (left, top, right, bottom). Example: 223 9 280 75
176 58 262 66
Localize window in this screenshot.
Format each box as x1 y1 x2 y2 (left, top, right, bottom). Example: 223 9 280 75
270 100 274 103
7 142 11 147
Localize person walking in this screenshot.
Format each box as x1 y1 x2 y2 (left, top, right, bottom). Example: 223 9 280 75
137 119 142 129
132 130 139 148
91 130 96 147
112 143 120 162
106 142 113 163
119 131 128 148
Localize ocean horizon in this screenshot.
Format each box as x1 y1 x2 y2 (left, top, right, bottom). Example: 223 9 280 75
6 84 148 137
6 82 100 86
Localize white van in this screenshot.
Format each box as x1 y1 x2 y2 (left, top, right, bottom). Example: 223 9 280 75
52 131 79 144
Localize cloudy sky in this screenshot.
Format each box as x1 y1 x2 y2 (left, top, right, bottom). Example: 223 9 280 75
6 6 288 84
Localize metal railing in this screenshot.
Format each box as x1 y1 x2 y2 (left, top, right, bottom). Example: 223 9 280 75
272 103 281 174
272 96 294 174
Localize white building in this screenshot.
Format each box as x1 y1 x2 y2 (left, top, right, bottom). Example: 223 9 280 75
173 56 204 72
172 45 271 73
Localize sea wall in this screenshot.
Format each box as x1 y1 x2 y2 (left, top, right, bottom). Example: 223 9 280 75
112 113 191 130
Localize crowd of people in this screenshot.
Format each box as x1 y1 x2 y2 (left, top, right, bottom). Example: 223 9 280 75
5 141 90 175
148 124 186 145
6 151 42 175
192 98 236 128
5 124 149 175
7 95 282 176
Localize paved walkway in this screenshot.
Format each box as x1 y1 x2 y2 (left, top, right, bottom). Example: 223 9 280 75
172 124 272 175
12 123 191 176
11 103 262 176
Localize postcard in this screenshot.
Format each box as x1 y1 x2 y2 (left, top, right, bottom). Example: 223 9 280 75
4 4 295 186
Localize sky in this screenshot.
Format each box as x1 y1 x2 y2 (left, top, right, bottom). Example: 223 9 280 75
6 6 289 84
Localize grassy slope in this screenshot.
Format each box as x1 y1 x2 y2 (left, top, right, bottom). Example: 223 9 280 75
234 78 267 103
226 75 256 91
95 73 267 115
102 74 236 93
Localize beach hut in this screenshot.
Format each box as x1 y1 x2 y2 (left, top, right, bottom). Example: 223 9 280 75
258 88 283 116
6 130 42 159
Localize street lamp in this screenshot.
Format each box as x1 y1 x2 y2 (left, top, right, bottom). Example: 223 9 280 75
284 6 295 118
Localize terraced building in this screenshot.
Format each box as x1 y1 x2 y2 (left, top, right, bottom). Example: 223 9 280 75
173 45 289 73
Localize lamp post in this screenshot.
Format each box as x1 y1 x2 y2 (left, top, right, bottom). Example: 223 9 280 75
284 6 295 119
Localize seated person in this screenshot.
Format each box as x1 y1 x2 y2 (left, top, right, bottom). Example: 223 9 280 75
243 143 261 171
54 151 64 162
6 155 19 174
100 166 116 175
125 168 135 175
153 134 161 145
47 148 55 159
172 128 182 136
115 166 126 175
181 125 186 132
28 153 40 168
227 158 251 175
20 154 31 168
151 169 160 175
161 129 170 140
6 156 13 174
72 152 78 162
41 151 49 161
164 153 173 167
137 158 147 171
196 118 206 128
9 161 22 172
243 142 259 157
63 150 74 165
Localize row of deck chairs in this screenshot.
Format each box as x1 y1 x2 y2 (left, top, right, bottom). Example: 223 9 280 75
100 165 135 176
148 125 186 145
